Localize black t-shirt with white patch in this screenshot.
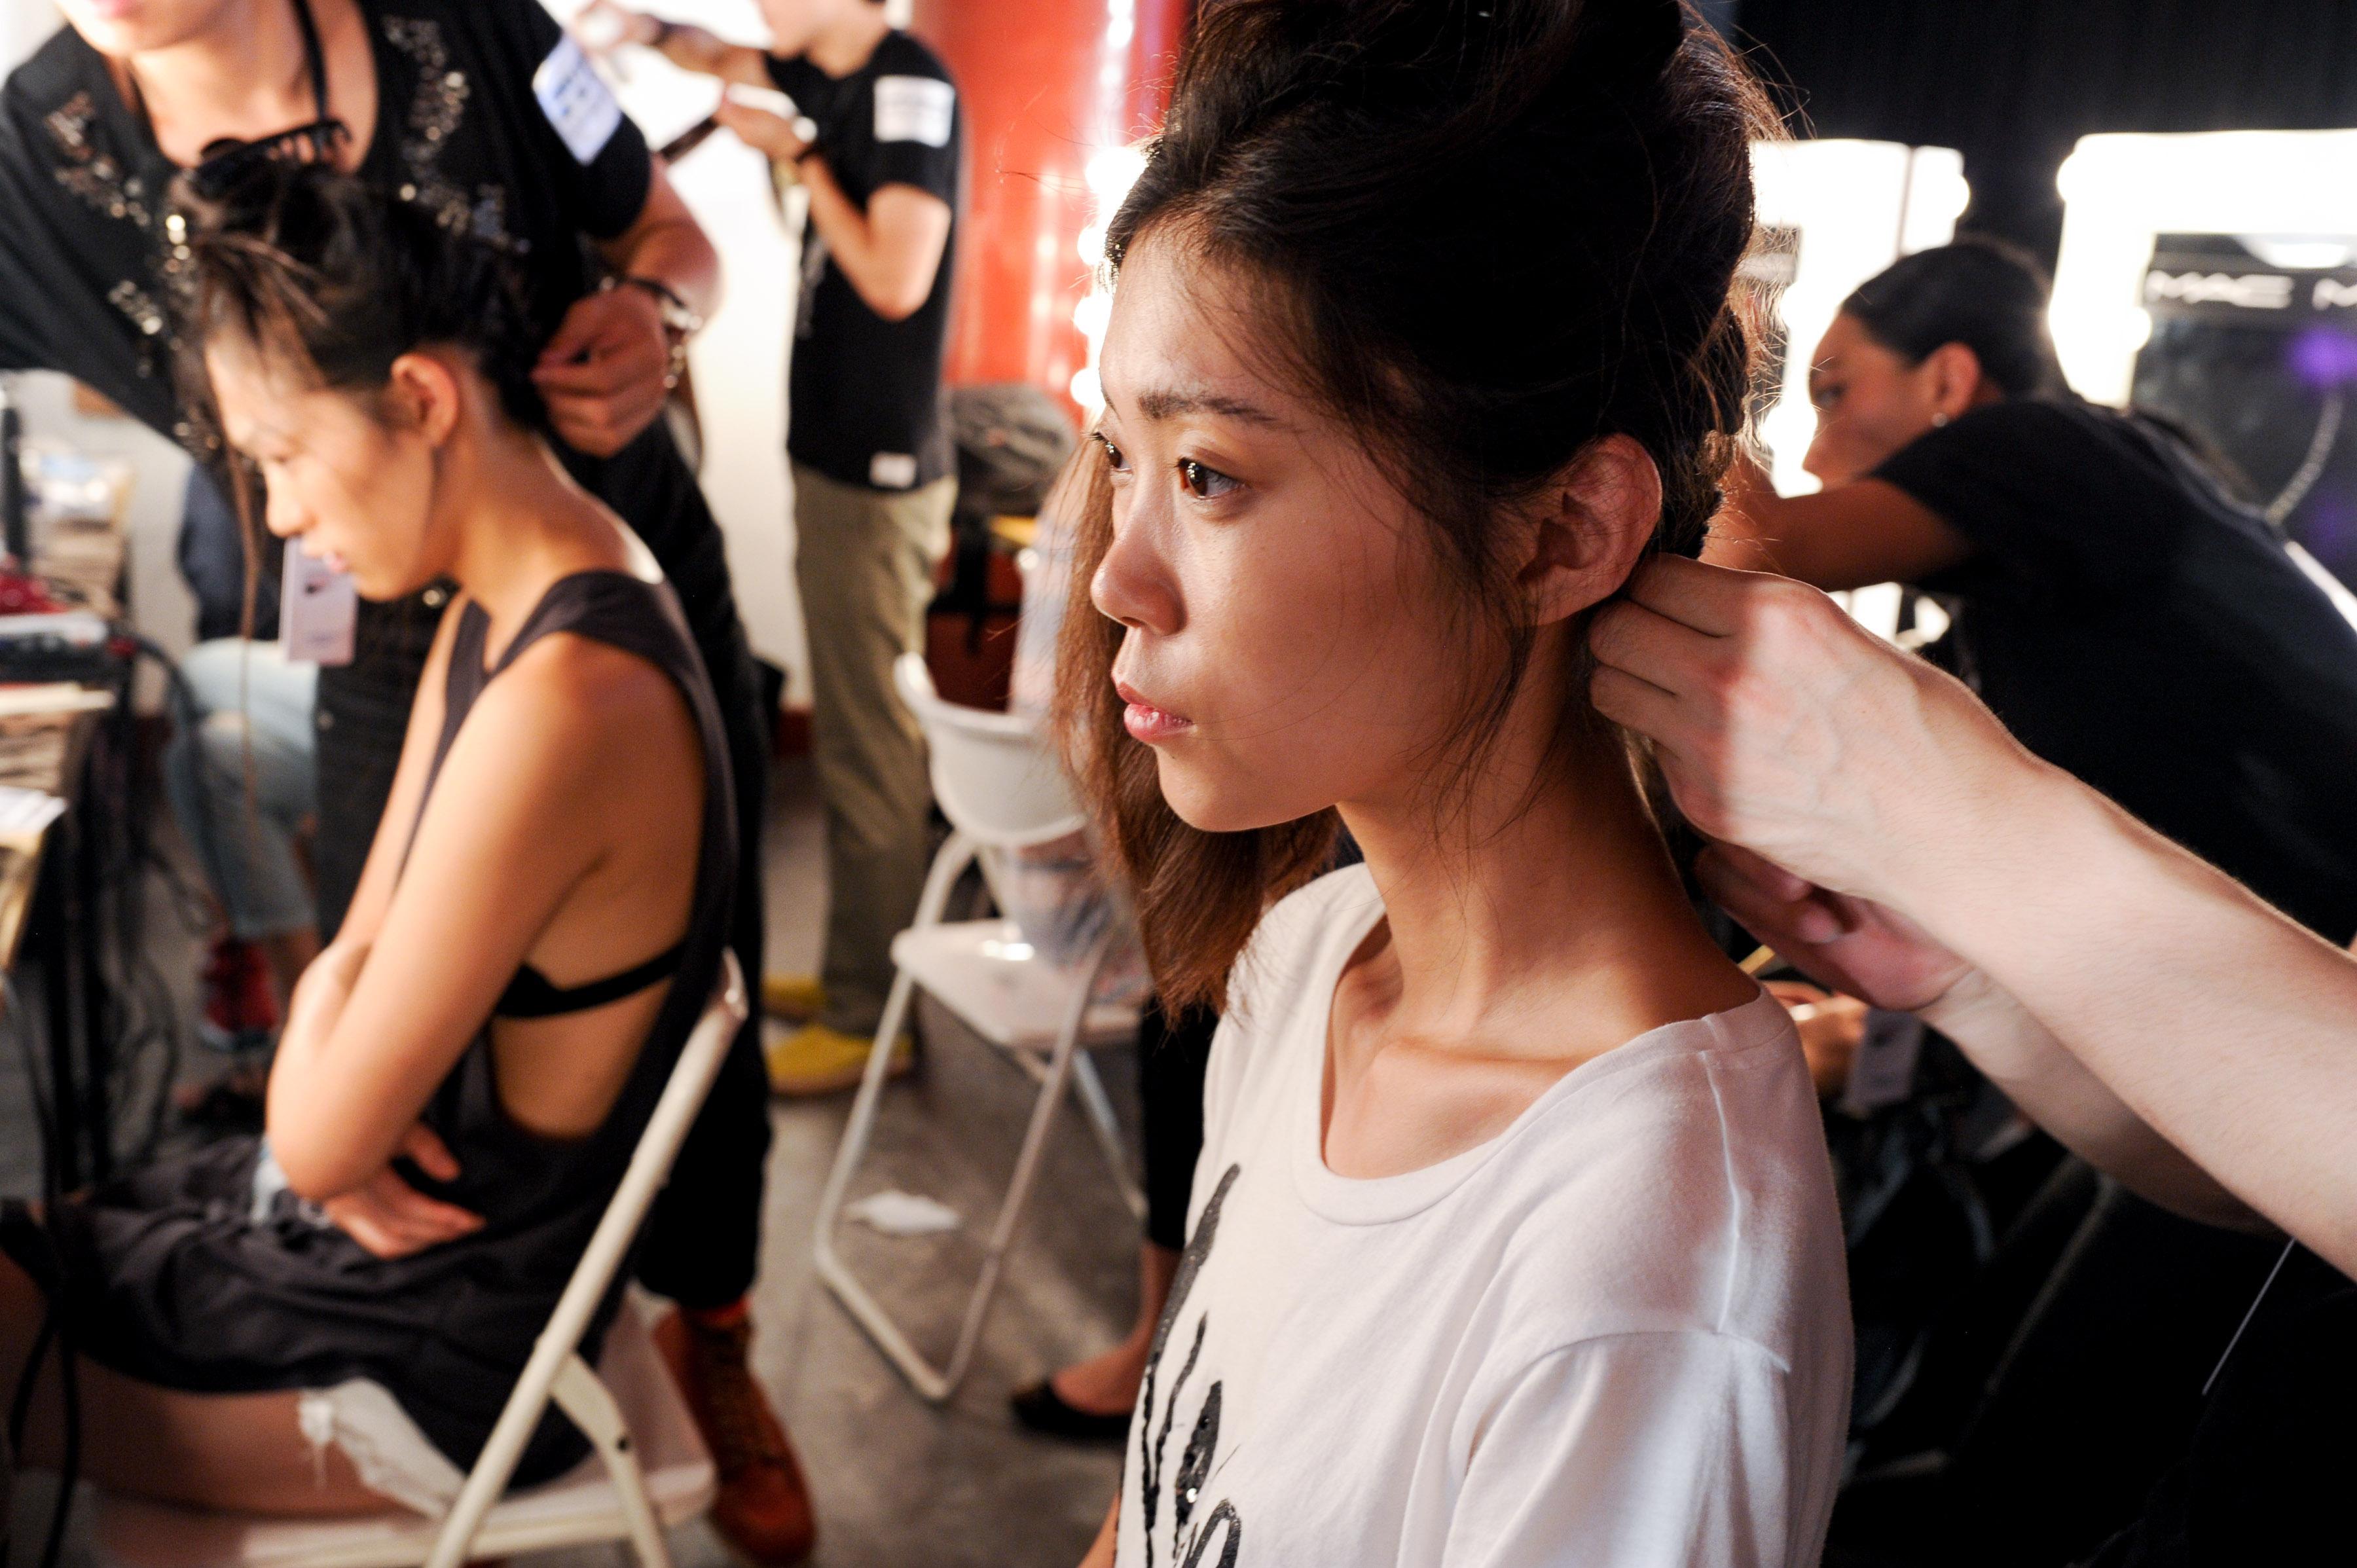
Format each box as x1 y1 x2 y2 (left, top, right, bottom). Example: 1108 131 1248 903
1874 397 2357 943
767 32 960 492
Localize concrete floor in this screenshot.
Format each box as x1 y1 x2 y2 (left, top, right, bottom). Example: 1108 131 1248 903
0 757 1138 1567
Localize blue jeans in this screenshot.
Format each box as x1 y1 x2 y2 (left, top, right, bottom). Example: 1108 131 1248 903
165 640 320 940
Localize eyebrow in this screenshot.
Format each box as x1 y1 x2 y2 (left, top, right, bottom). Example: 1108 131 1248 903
1130 385 1282 426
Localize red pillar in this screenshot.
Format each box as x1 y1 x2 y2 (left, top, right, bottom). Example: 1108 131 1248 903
911 0 1189 418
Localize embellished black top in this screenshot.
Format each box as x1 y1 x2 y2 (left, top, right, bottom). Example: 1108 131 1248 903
0 0 646 445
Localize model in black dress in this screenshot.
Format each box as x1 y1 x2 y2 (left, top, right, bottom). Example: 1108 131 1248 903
0 164 729 1513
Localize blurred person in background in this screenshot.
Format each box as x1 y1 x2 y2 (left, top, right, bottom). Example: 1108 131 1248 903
586 0 965 1096
1715 237 2357 944
164 467 319 1125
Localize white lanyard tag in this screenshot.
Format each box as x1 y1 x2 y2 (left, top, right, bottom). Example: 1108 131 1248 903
535 35 624 166
280 535 356 666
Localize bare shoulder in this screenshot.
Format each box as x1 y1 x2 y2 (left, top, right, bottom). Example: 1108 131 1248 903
465 632 699 778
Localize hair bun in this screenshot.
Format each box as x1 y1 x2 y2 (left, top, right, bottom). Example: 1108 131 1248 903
1575 0 1687 97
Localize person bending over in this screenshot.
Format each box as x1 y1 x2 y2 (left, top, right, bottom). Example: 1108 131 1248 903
1711 238 2357 943
1592 555 2357 1567
0 163 733 1514
1064 5 1850 1564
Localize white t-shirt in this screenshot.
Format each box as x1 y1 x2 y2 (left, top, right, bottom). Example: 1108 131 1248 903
1114 865 1852 1568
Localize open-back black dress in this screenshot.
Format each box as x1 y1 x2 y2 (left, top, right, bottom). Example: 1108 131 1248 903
1 571 735 1484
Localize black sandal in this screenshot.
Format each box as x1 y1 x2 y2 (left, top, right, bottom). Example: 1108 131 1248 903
1011 1378 1132 1443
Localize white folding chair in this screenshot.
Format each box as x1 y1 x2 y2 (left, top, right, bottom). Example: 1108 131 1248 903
89 955 750 1568
813 655 1145 1402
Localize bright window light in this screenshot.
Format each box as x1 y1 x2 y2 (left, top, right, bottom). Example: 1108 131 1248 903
2053 131 2357 407
1749 141 1967 494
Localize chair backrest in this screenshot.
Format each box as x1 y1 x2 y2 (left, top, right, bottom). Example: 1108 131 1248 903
895 653 1087 849
424 955 749 1568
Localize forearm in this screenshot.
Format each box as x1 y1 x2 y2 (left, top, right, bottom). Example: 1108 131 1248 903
1895 756 2357 1269
801 166 941 321
265 941 375 1193
603 196 720 327
800 165 888 312
646 21 750 80
1918 970 2265 1230
1702 450 1785 574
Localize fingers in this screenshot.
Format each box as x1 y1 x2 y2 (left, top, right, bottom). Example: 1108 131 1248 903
1696 844 1848 949
1589 598 1709 696
1706 841 1816 904
399 1121 462 1182
1588 662 1687 748
545 388 665 457
532 292 669 456
1620 554 1765 637
325 1182 483 1260
532 342 653 398
713 100 797 157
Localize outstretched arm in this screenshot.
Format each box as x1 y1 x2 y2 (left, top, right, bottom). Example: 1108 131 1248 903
1704 450 1973 591
578 3 773 88
1591 557 2357 1275
1694 840 2263 1231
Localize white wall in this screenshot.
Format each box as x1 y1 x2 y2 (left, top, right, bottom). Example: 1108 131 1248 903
4 2 818 705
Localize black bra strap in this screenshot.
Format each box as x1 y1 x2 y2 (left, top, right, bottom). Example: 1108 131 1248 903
494 940 687 1020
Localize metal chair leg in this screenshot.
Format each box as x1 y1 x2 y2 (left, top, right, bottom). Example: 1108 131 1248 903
551 1354 670 1568
814 935 1119 1403
1070 1053 1146 1222
934 946 1100 1394
811 966 955 1398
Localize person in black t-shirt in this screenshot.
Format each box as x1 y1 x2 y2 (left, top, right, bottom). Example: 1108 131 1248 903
592 0 962 1097
1717 238 2357 945
0 4 808 1558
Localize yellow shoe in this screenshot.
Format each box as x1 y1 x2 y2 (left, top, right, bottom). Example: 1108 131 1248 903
766 1021 915 1098
761 973 827 1024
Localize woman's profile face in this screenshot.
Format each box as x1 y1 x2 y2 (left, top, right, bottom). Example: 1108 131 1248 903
1088 232 1476 833
204 337 442 602
1801 312 1950 487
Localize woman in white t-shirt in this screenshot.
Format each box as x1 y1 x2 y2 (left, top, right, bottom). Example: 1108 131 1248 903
1054 3 1850 1565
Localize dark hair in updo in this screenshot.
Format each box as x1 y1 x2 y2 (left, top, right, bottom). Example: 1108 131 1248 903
168 157 550 447
1052 0 1781 1008
1842 236 2070 399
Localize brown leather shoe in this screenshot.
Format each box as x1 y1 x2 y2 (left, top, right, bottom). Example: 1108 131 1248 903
653 1306 817 1565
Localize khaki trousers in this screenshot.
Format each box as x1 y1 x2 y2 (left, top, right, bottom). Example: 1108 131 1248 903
793 460 957 1034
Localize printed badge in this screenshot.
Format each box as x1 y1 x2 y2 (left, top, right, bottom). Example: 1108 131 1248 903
873 75 955 149
280 536 356 666
535 35 625 166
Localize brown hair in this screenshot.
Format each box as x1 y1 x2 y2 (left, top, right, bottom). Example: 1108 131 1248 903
1054 0 1778 1009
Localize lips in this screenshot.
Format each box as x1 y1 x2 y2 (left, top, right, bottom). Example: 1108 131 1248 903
1115 678 1194 744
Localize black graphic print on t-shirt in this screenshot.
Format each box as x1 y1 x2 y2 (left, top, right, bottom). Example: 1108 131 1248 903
1135 1163 1244 1568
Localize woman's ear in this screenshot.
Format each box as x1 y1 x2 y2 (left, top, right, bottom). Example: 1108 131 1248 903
384 351 465 447
1520 434 1664 626
1924 341 1989 420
